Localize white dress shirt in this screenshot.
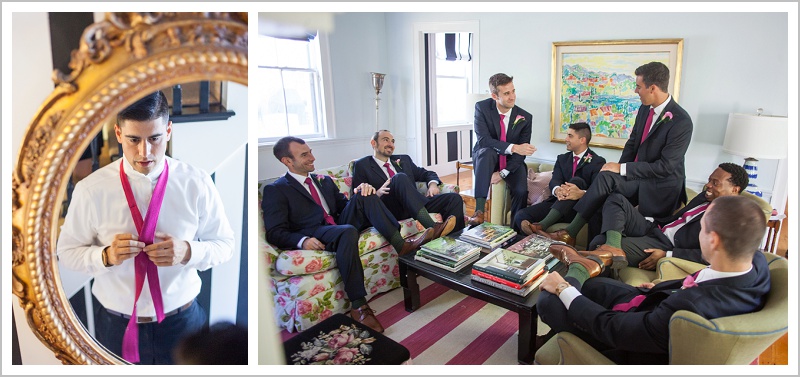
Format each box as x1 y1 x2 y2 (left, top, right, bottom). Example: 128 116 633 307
57 156 235 316
372 156 437 187
621 95 672 176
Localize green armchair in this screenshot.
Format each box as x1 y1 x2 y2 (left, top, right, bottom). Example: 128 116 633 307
534 253 789 365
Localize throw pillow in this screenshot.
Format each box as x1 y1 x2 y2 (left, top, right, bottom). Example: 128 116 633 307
527 169 552 206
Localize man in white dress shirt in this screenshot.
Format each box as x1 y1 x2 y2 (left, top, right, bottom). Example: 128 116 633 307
57 91 235 364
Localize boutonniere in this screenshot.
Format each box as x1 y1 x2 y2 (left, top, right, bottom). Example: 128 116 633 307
512 115 526 129
394 158 402 169
583 153 593 164
314 174 325 185
656 111 673 126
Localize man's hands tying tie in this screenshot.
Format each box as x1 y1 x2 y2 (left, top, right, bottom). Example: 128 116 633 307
143 232 192 266
105 233 145 266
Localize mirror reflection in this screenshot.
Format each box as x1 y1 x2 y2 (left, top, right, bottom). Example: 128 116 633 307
55 81 248 365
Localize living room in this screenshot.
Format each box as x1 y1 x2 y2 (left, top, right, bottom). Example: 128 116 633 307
258 7 792 368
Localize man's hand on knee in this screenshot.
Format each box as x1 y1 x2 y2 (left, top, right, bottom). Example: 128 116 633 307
601 162 621 173
301 237 326 250
490 171 503 184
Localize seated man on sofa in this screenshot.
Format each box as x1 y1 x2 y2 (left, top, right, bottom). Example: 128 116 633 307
579 162 750 271
262 136 430 333
514 122 605 237
352 130 464 243
538 195 770 364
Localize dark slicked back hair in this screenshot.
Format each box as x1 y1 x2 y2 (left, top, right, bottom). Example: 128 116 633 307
634 62 670 93
718 162 749 193
117 91 170 126
569 122 592 144
372 129 392 143
489 73 514 95
273 136 306 161
704 195 766 261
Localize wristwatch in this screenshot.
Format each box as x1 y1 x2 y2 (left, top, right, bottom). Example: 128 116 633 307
499 170 508 179
101 247 112 267
555 282 571 296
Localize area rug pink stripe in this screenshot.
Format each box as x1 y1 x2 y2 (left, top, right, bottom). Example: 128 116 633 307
399 295 488 357
375 282 451 329
446 310 519 365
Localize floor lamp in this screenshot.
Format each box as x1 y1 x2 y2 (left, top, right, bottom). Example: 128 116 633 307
371 72 385 132
722 110 788 198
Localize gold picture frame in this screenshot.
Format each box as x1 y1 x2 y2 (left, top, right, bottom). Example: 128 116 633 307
11 12 247 365
550 39 683 149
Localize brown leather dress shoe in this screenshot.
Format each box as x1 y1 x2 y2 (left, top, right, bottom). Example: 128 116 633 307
350 304 384 333
520 220 543 236
467 210 485 227
536 229 576 247
548 244 604 278
399 228 432 256
580 244 628 270
430 215 457 240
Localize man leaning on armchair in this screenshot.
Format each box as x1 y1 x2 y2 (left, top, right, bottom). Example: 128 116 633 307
351 130 464 244
537 195 770 364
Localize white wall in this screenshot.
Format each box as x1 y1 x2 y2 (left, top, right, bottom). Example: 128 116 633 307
259 11 790 207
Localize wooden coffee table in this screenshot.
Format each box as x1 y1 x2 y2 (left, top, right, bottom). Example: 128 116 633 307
398 233 566 364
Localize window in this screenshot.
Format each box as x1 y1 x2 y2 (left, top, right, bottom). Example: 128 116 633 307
430 32 474 128
257 33 330 142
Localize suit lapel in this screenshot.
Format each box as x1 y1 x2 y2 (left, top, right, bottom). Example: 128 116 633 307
574 148 592 173
285 173 316 203
311 173 336 211
389 155 403 174
370 158 390 180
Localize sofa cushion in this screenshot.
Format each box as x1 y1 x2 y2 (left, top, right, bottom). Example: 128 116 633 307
527 169 553 206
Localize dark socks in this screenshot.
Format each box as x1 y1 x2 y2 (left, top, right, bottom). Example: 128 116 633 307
390 232 406 253
417 208 436 228
565 263 590 286
606 230 622 249
351 297 367 309
538 209 563 230
475 198 486 214
566 213 587 238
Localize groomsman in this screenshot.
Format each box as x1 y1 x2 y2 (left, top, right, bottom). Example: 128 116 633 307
468 73 536 226
351 130 463 241
541 62 693 247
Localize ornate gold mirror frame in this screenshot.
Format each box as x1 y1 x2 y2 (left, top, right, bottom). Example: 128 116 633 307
11 12 248 365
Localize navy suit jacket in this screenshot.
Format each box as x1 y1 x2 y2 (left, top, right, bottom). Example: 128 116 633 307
351 154 440 196
569 251 770 356
262 173 348 250
619 98 693 217
472 97 533 174
549 148 607 196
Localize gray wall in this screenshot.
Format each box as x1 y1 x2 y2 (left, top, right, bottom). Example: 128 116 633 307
259 12 789 204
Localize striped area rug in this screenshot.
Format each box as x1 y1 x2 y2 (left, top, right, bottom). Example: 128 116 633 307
281 278 549 365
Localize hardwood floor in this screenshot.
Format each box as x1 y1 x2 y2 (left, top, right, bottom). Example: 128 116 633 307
440 172 788 365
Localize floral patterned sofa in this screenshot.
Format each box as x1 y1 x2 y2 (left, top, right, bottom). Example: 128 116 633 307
260 161 459 332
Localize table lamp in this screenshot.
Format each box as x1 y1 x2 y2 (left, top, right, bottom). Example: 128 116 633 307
722 109 788 197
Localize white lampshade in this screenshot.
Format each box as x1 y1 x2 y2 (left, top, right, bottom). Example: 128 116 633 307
722 112 788 160
466 93 489 124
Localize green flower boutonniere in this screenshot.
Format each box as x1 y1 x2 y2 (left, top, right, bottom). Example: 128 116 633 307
583 153 593 164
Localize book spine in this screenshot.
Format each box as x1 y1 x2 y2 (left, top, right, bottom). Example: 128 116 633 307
471 269 526 289
471 275 529 296
416 251 458 267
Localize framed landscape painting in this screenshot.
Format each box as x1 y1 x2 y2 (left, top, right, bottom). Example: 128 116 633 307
550 39 683 149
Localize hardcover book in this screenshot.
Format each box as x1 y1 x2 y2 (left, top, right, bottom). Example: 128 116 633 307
460 222 517 249
506 234 556 261
420 237 482 262
471 270 548 297
415 252 481 273
472 248 544 284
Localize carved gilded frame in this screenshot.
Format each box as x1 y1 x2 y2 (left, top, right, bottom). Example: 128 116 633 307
11 12 248 365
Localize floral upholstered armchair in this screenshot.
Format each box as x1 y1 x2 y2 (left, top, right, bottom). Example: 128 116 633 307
260 161 459 332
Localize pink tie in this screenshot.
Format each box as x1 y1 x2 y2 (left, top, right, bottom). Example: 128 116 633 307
119 160 168 363
383 162 396 178
572 155 580 177
612 272 700 312
305 177 336 225
634 108 655 162
499 114 507 170
660 202 710 232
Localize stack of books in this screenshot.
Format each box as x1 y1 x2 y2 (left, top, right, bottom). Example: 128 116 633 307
471 248 547 296
414 236 482 273
459 222 517 250
506 233 565 271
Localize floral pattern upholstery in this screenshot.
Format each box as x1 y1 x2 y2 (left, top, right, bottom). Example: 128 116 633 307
261 161 458 332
